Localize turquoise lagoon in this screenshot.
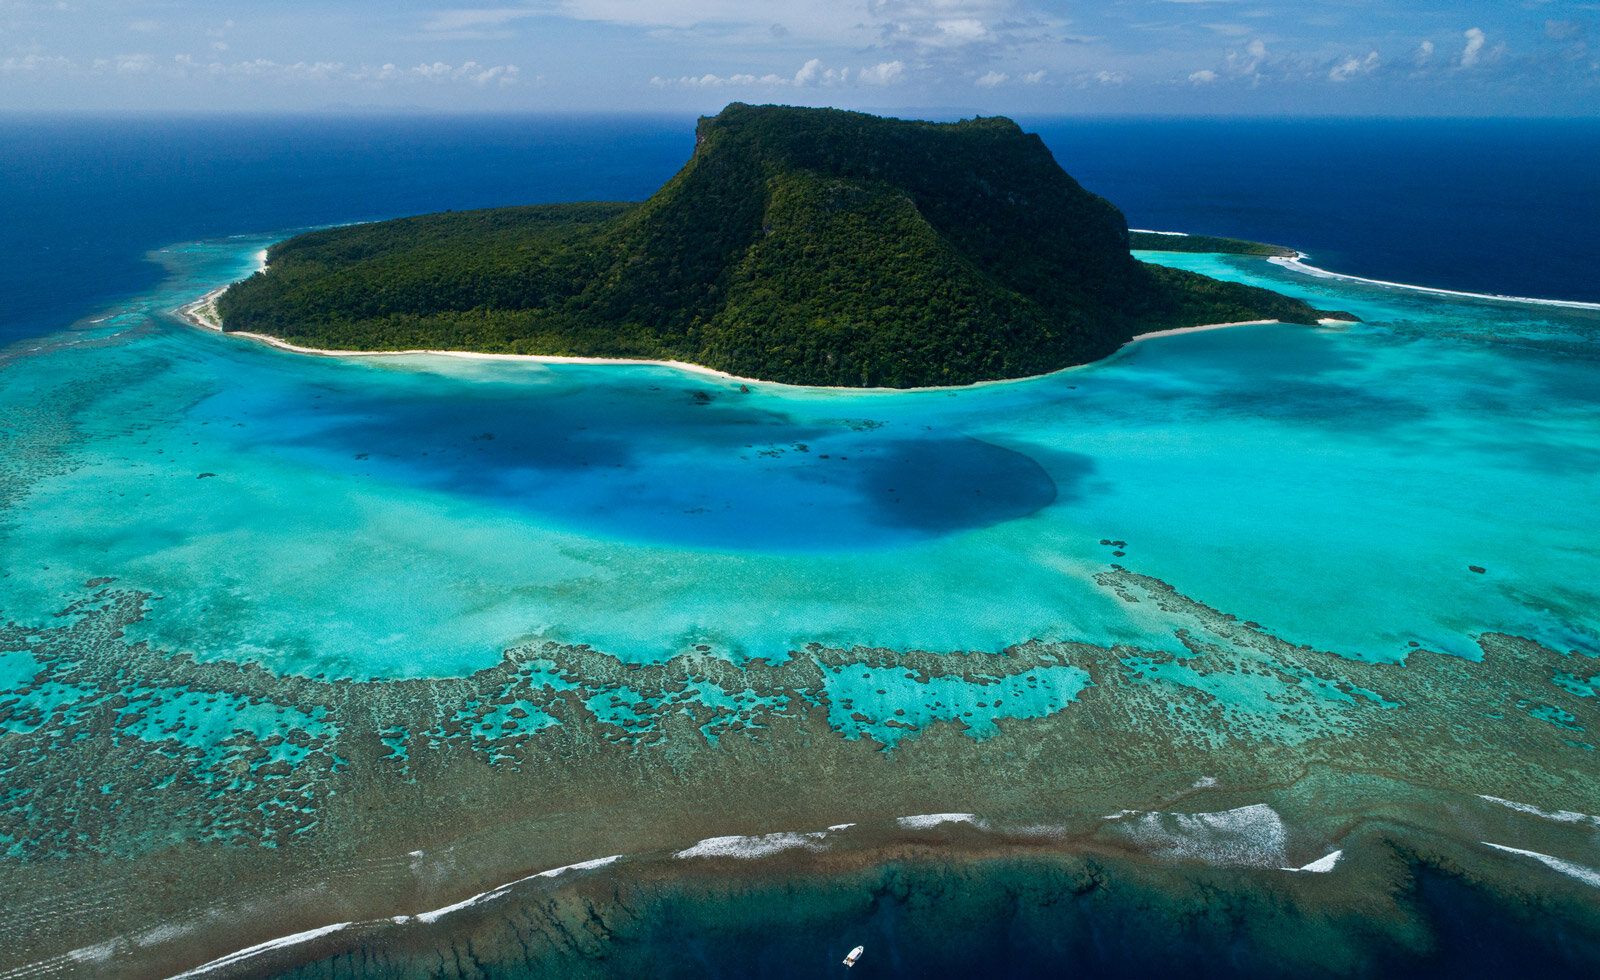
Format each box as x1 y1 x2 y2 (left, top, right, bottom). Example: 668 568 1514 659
5 231 1600 980
3 237 1597 684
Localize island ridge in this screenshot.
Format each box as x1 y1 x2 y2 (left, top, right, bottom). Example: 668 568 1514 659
216 103 1348 388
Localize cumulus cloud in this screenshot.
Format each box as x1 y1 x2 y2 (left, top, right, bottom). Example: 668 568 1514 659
937 19 989 44
1022 69 1046 84
97 52 155 74
793 57 823 84
1328 51 1379 81
651 57 855 88
1226 38 1267 76
0 53 72 72
1182 33 1486 87
6 50 522 86
857 60 904 84
974 69 1007 86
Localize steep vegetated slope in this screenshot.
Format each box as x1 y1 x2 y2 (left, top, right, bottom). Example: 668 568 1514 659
218 104 1343 387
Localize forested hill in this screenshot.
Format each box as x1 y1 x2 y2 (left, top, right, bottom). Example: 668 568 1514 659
217 104 1346 388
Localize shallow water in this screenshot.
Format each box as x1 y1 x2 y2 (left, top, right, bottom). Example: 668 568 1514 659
3 236 1595 687
4 234 1600 980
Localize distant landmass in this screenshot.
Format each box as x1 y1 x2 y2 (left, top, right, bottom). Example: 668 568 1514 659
1128 230 1298 258
217 104 1348 387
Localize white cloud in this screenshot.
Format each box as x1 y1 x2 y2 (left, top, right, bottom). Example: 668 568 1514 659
793 57 848 85
1412 39 1434 68
974 69 1007 86
1022 68 1046 84
0 53 72 72
422 7 537 40
1185 35 1402 87
793 56 822 84
104 52 155 74
1545 19 1585 42
1229 37 1267 74
1460 27 1485 68
858 60 904 84
1093 69 1125 85
411 59 521 84
652 72 782 87
23 52 528 87
653 57 851 88
937 18 989 43
549 0 1058 52
126 19 159 33
558 0 863 36
1328 51 1379 81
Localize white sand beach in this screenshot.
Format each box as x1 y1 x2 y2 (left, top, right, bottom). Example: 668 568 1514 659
176 288 1296 394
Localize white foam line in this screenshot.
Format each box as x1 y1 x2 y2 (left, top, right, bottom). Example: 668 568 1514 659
1106 803 1289 868
0 949 102 980
1478 795 1600 827
1287 850 1343 874
674 832 826 860
896 812 979 830
536 854 622 878
151 852 623 978
1130 228 1189 236
1484 842 1600 889
163 922 352 980
1269 253 1600 311
409 854 621 924
66 940 117 964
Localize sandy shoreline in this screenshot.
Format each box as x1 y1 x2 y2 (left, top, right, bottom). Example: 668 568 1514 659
174 289 1299 393
173 228 1598 394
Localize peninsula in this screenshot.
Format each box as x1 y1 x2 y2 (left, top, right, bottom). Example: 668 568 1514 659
217 104 1347 387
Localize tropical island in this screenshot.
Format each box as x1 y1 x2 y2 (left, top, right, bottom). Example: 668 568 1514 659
216 103 1349 388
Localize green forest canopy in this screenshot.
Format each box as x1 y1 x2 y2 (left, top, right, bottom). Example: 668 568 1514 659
218 104 1348 388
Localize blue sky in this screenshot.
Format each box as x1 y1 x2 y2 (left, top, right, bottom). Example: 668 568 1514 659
2 0 1596 114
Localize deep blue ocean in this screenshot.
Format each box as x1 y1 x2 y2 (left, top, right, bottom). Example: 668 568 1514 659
2 114 1598 351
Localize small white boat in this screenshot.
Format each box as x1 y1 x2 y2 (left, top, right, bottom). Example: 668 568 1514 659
843 945 864 968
